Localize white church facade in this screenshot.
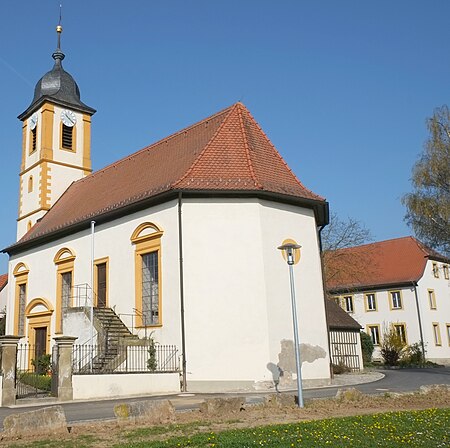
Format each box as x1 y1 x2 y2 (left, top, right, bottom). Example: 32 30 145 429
3 26 333 392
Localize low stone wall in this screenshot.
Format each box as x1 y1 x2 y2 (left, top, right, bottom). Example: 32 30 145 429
2 406 67 436
72 373 180 400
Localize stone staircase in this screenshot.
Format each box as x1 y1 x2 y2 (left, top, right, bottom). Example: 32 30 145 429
91 307 139 372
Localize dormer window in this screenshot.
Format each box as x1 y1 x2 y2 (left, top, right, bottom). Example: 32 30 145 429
62 124 73 150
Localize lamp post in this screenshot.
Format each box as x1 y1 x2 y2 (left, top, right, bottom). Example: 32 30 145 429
277 241 304 408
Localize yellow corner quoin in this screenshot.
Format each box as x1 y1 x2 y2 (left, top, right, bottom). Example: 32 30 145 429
280 238 301 265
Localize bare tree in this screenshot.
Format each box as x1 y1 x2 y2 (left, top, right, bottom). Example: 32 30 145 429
322 213 374 291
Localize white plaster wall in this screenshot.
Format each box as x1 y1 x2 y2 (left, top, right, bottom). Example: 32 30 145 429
182 198 269 383
64 309 95 346
19 165 41 217
258 200 330 380
417 260 450 362
72 373 180 400
181 198 330 385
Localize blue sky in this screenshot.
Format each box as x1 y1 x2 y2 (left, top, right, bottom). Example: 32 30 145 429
0 1 449 272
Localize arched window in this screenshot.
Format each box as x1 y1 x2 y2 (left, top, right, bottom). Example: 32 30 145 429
131 223 163 327
54 248 76 334
13 262 29 336
28 176 33 193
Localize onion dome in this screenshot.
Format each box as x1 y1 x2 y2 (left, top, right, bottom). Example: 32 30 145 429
18 25 95 120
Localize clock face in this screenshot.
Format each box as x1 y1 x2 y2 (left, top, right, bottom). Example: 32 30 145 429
60 109 77 127
29 113 38 130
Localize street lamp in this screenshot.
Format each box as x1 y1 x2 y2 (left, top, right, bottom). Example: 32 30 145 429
277 241 304 408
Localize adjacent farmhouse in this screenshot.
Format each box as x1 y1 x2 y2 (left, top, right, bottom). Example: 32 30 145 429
327 236 450 364
3 26 332 393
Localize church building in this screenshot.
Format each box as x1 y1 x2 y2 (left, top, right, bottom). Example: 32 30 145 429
4 25 332 392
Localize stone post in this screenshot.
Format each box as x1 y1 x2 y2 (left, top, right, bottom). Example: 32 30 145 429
0 336 21 406
53 336 77 402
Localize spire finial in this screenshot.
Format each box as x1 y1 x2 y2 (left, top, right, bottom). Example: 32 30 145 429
53 4 65 64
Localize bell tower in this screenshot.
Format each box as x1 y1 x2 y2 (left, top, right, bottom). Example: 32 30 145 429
16 24 96 240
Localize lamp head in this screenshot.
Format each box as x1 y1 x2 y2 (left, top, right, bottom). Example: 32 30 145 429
277 243 301 265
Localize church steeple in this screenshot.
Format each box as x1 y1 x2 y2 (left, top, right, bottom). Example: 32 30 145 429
19 24 95 121
16 22 95 240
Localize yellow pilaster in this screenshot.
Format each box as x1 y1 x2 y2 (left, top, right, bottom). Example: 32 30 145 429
40 103 54 160
82 114 92 174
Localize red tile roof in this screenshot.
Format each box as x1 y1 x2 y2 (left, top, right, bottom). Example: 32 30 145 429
0 274 7 292
9 103 326 251
326 236 449 292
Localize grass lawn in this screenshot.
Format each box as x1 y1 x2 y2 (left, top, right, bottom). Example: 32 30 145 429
117 408 449 447
10 408 448 448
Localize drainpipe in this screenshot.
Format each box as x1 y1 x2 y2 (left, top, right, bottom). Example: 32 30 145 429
412 281 426 360
318 225 334 378
178 193 187 392
90 220 96 371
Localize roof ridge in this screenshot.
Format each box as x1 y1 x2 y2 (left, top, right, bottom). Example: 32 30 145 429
173 103 239 187
236 103 262 189
242 106 323 200
329 236 414 253
75 104 236 185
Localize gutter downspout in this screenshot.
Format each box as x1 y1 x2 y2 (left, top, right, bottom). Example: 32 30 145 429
318 224 334 379
178 193 187 392
412 281 426 360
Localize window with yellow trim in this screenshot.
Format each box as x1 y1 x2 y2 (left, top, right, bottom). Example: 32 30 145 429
343 295 354 313
428 289 437 310
432 262 439 278
393 323 407 344
367 324 381 345
131 223 163 327
365 293 377 311
54 248 75 334
443 265 449 280
432 323 442 346
389 290 403 309
13 262 29 336
28 175 33 193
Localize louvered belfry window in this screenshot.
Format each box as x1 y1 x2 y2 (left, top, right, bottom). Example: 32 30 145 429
62 124 73 149
31 127 37 153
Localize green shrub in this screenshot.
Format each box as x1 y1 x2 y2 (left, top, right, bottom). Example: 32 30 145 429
18 372 52 391
400 342 425 366
380 327 406 366
31 354 52 375
332 362 351 375
360 331 374 365
147 337 157 371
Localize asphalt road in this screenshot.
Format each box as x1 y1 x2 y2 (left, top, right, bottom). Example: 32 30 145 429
0 367 448 427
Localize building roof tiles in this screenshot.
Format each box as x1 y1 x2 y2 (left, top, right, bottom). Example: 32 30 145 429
327 236 449 292
0 274 7 292
8 103 325 252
